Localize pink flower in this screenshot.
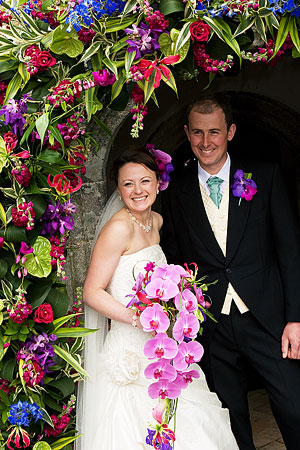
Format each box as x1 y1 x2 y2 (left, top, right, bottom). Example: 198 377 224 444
174 289 198 313
241 185 257 201
174 368 200 389
145 277 179 301
173 341 204 371
0 237 4 249
173 312 200 342
144 333 178 360
20 242 33 255
152 263 187 284
140 303 170 333
144 359 177 381
92 69 116 86
148 379 181 399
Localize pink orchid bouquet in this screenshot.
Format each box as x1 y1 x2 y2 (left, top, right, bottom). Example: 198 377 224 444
126 262 215 449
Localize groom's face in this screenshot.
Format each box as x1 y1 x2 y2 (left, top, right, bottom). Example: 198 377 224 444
184 107 236 174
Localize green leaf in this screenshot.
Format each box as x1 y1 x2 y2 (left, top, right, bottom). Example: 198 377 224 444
110 70 125 103
35 113 50 146
53 345 88 377
0 202 7 229
273 14 290 59
18 62 30 84
203 16 225 42
41 0 55 10
50 25 84 58
4 225 27 243
1 279 13 301
233 17 255 38
102 57 118 78
48 376 75 398
104 16 136 33
53 313 81 330
76 41 102 65
143 69 156 105
0 260 8 279
125 50 136 75
47 285 70 317
38 149 64 164
55 327 97 338
121 0 138 16
289 16 300 54
255 15 267 43
0 58 18 74
85 87 95 122
3 72 22 104
174 22 191 55
27 279 53 308
0 357 15 382
24 236 52 278
160 0 184 15
161 69 178 95
51 436 80 450
48 125 65 153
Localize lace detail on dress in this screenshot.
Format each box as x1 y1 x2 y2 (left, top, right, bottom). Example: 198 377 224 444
103 349 141 385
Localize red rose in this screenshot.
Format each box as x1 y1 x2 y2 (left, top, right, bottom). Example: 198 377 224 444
34 303 53 323
34 51 57 70
189 19 210 42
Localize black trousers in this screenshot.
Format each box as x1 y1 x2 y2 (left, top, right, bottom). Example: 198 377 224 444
202 303 300 450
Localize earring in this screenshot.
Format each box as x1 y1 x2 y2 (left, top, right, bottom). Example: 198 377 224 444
156 189 159 195
119 195 122 201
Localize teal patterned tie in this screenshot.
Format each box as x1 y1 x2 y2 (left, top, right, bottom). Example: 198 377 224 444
207 176 223 209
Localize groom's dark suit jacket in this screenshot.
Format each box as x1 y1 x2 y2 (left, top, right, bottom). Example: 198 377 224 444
161 157 300 348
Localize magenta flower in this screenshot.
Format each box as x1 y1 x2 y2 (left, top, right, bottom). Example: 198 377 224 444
175 289 198 313
140 303 170 333
193 285 205 307
20 242 33 255
231 169 257 202
148 379 181 400
173 341 204 371
175 368 200 389
144 333 178 360
144 359 177 381
241 184 257 201
145 277 179 301
152 263 187 284
173 313 200 342
92 69 115 86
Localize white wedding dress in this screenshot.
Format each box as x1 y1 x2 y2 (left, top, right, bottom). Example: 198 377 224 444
83 244 238 449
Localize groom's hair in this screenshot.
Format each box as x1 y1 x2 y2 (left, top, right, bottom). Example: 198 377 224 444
186 93 234 130
111 148 160 185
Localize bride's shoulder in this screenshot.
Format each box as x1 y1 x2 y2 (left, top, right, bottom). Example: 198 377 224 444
152 211 163 230
101 209 132 236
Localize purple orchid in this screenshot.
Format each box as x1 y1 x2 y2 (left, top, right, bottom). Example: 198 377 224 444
144 359 177 381
231 169 257 202
25 332 57 373
148 379 181 400
0 95 29 136
41 200 76 236
174 368 200 389
175 289 198 313
173 341 204 371
125 23 160 59
145 277 179 301
144 332 178 360
140 303 170 333
173 312 200 342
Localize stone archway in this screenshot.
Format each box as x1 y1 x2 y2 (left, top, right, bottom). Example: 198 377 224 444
66 57 300 295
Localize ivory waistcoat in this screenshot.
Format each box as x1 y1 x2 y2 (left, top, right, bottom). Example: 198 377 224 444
199 181 249 314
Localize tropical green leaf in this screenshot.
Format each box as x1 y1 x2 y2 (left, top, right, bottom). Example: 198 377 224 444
18 62 30 84
47 285 69 317
289 16 300 54
125 50 136 75
0 137 8 174
174 22 191 54
27 279 53 309
3 72 22 104
104 16 136 33
48 125 65 153
222 33 241 60
110 69 125 103
143 69 156 104
273 14 290 58
38 149 64 164
24 236 52 278
0 202 7 230
55 327 97 338
102 57 118 77
51 436 80 450
160 0 184 15
255 15 267 43
53 313 81 330
33 442 52 450
0 260 8 279
53 345 88 377
203 16 225 41
121 0 138 16
0 58 18 74
4 225 27 242
77 41 102 65
233 16 255 38
50 25 84 58
257 6 272 17
85 87 95 122
35 113 50 146
47 376 75 398
161 69 178 95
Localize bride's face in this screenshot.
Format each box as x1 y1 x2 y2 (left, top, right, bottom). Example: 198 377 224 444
117 162 159 213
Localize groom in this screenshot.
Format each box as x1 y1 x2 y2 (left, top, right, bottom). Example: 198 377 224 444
161 93 300 450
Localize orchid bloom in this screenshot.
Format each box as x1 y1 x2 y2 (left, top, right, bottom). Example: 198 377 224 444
175 368 200 389
144 358 177 381
173 341 204 371
173 312 200 342
138 55 180 88
140 303 170 333
144 332 178 360
145 277 179 301
148 379 181 399
47 172 82 195
152 263 188 284
175 289 198 313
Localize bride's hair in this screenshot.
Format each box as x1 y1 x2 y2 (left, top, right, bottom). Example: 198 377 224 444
111 148 160 185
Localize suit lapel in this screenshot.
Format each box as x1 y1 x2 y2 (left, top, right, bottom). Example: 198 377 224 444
226 158 252 265
179 161 225 263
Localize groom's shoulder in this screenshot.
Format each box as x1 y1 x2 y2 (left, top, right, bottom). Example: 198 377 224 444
231 157 279 179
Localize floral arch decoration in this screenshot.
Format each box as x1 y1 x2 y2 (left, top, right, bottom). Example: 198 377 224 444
0 0 299 447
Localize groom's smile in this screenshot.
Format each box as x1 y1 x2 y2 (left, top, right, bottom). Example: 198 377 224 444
184 108 236 175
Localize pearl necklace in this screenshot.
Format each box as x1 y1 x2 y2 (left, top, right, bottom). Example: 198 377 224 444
126 208 153 233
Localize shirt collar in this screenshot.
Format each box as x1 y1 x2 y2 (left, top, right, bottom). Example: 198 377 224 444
198 153 231 192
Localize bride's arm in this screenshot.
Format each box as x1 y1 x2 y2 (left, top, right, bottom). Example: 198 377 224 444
83 218 141 327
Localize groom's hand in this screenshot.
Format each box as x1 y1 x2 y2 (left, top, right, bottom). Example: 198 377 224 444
281 322 300 359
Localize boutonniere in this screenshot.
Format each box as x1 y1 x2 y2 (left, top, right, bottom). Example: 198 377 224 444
231 169 257 205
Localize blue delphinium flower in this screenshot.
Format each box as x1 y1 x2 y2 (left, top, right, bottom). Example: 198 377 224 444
8 401 44 427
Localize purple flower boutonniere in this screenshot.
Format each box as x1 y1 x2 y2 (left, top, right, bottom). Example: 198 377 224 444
231 169 257 205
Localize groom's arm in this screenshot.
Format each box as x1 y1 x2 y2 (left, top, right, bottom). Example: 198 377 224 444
269 164 300 359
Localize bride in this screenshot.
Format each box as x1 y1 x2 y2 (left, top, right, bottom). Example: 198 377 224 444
76 148 238 449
